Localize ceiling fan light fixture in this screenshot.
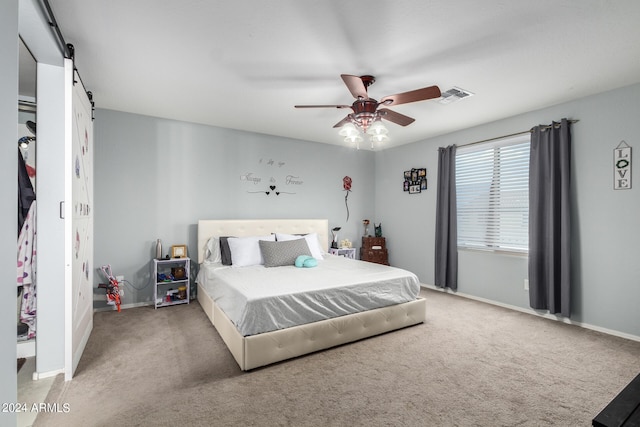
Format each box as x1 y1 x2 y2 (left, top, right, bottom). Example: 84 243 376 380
343 133 363 144
298 74 441 149
352 112 376 133
339 114 390 149
370 133 389 143
338 122 359 137
366 119 388 136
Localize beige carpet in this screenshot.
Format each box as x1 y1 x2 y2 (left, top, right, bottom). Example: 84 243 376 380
34 289 640 426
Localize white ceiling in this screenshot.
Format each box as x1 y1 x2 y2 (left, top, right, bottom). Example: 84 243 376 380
46 0 640 150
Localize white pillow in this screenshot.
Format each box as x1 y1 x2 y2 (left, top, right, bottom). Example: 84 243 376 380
275 232 324 260
227 235 276 267
204 236 222 264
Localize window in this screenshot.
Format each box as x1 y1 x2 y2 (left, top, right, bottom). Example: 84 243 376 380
456 134 530 253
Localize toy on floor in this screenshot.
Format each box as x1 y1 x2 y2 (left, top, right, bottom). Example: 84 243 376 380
99 264 123 312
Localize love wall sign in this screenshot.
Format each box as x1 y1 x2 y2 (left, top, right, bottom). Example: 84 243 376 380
614 141 632 190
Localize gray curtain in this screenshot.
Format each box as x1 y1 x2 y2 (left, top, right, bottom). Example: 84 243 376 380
435 145 458 290
528 119 572 317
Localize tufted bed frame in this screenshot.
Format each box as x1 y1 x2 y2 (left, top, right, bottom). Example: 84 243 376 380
196 219 427 371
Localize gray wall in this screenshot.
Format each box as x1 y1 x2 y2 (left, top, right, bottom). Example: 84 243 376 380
1 0 18 424
375 83 640 338
95 84 639 339
94 109 375 307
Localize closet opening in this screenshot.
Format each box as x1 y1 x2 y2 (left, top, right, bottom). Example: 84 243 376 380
17 37 37 362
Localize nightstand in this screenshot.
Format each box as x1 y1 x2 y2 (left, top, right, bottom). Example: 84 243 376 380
361 237 389 265
329 247 356 259
153 258 190 309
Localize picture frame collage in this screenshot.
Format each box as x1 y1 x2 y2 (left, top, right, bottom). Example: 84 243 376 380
403 168 427 194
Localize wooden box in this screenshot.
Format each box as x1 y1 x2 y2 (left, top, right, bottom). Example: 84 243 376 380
361 237 389 265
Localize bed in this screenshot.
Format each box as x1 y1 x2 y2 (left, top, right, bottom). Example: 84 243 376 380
196 219 426 370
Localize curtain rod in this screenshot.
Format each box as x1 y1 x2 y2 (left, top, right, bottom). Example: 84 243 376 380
458 119 579 148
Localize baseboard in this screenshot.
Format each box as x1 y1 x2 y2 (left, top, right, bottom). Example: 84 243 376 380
32 368 64 380
421 284 640 343
93 301 153 312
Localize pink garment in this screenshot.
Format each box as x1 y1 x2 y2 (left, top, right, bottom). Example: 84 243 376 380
17 201 36 339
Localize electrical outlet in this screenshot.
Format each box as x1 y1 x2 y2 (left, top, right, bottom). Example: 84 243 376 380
116 275 124 283
524 279 529 290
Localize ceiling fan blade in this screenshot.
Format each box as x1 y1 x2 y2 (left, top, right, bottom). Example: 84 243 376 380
380 85 441 106
332 116 353 128
295 104 352 109
378 108 415 126
341 74 368 99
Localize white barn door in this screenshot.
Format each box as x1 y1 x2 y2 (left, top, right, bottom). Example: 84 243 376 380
66 66 94 379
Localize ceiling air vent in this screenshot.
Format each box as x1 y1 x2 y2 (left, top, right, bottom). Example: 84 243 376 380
439 87 474 104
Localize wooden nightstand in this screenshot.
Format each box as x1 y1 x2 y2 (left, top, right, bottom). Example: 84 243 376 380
360 237 389 265
329 247 356 259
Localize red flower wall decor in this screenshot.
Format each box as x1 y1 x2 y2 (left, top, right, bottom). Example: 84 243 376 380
343 176 352 221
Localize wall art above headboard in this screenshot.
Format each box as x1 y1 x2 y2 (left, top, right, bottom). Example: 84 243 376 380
241 156 304 196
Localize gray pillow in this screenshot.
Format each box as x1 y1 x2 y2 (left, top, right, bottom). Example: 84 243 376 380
220 236 234 265
259 239 312 268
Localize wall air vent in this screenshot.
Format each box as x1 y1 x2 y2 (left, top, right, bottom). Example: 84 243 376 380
439 87 474 104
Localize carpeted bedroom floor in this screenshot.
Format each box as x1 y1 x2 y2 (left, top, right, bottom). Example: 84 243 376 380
34 288 640 426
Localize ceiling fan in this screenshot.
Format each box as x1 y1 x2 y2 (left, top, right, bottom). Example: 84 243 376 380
295 74 441 134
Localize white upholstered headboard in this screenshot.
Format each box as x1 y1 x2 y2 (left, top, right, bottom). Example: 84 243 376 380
197 219 330 264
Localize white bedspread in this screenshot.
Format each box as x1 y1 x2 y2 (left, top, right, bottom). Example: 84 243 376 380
196 254 420 336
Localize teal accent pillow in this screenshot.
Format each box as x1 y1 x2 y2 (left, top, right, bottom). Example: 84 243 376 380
295 255 310 268
303 257 317 268
295 255 317 268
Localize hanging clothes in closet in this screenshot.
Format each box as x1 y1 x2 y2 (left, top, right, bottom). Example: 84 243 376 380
17 201 37 339
18 144 37 339
18 150 35 233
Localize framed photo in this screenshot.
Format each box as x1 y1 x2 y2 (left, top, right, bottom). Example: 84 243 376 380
171 244 187 258
409 184 421 194
404 167 427 194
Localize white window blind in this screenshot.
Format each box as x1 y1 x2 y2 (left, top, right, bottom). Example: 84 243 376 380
456 134 530 253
